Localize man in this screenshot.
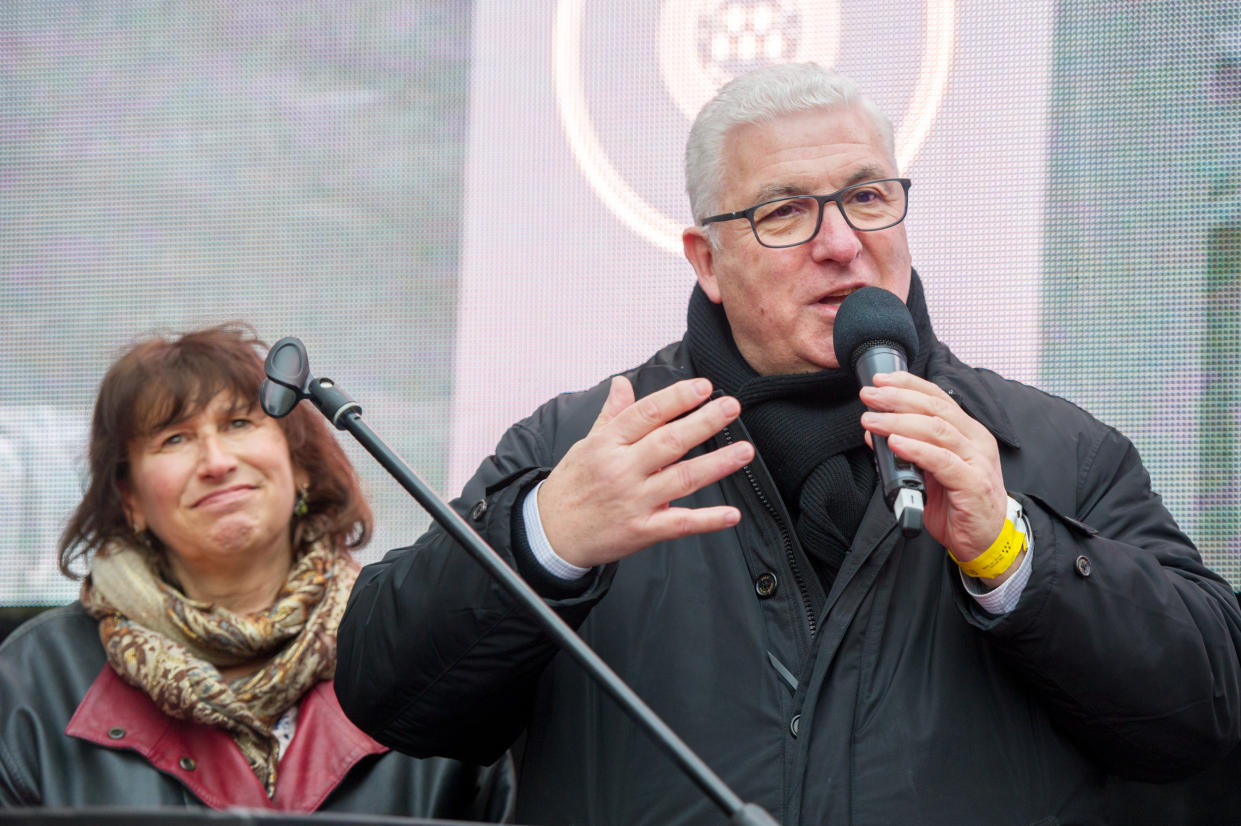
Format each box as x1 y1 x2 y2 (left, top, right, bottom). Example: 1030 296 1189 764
335 64 1241 824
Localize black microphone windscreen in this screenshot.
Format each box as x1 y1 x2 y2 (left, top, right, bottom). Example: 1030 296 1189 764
832 286 919 369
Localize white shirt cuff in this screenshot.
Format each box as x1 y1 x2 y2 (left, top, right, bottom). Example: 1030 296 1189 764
960 499 1033 615
523 480 591 581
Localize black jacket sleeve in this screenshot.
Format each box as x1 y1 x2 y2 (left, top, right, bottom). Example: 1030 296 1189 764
961 423 1241 781
335 386 617 764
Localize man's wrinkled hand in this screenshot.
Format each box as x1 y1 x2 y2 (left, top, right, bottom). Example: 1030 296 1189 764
537 376 755 569
858 372 1007 564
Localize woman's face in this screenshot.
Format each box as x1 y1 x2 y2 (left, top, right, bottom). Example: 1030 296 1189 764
122 391 303 586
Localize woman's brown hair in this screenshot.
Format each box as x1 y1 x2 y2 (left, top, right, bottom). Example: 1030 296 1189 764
57 323 372 578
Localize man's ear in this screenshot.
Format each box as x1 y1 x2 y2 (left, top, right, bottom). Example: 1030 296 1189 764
682 227 724 304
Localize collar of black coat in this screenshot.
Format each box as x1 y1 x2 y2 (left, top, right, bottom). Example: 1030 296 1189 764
924 343 1023 451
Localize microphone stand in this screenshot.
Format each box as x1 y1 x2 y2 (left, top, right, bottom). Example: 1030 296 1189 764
260 337 781 826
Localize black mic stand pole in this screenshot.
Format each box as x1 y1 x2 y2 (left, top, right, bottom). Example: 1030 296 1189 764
261 337 780 826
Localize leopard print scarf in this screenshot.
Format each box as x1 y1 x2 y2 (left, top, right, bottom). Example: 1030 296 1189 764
80 538 357 798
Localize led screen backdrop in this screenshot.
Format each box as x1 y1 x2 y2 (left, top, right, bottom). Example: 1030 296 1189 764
1 0 1238 606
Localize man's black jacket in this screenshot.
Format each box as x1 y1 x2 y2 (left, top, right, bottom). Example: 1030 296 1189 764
336 337 1241 826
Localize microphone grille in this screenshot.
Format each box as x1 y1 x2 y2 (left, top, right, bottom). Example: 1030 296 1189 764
832 286 919 369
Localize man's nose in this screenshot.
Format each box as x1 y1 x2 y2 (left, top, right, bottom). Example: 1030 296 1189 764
808 203 863 263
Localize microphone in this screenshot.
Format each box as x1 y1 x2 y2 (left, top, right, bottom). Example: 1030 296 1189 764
833 286 926 536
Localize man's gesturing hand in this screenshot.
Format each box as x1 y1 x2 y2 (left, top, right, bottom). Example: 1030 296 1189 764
537 376 755 569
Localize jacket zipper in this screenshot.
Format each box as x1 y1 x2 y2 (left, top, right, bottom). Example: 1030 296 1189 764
721 425 818 638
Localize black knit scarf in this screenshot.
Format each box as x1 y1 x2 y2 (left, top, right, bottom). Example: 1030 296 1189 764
686 271 937 591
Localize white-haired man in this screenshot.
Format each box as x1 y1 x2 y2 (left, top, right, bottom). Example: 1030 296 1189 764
337 63 1241 825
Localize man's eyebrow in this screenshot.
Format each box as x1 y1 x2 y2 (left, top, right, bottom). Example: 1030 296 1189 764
752 183 805 202
843 165 889 186
750 166 892 203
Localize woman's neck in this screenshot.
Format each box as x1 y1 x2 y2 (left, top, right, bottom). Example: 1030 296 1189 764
168 550 294 616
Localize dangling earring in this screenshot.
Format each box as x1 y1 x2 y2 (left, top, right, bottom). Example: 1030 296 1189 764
130 521 153 551
293 484 310 518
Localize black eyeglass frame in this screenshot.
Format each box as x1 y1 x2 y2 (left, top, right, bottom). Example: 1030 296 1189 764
700 177 912 248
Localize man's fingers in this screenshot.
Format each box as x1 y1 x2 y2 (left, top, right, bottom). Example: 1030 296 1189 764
608 378 715 444
860 382 956 422
869 370 952 399
861 409 969 455
644 505 743 542
884 432 968 484
646 439 754 505
637 394 743 469
860 372 990 452
863 424 964 491
589 375 637 435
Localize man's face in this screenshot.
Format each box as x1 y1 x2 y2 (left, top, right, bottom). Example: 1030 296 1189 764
683 105 913 375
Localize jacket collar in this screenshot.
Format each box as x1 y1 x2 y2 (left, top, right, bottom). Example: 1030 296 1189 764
66 665 387 811
925 344 1022 450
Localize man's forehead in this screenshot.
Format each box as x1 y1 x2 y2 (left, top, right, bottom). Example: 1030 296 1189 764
720 107 895 200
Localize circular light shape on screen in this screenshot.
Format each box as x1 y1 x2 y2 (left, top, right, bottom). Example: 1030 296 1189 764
894 1 956 176
552 0 955 255
657 0 840 122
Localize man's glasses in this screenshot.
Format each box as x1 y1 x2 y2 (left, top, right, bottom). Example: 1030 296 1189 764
700 178 911 248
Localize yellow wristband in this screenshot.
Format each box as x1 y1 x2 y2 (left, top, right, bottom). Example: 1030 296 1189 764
948 502 1027 579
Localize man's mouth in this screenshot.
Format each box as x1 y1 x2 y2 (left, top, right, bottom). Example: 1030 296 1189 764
815 283 870 307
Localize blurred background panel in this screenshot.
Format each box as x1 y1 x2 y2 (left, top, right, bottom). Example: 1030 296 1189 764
0 0 472 604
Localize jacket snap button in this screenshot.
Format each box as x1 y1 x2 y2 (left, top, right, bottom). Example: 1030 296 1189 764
469 499 488 521
1075 555 1092 577
179 757 197 771
106 727 125 740
754 572 778 599
789 714 801 738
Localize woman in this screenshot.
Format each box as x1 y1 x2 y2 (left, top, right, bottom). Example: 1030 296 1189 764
0 324 513 818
